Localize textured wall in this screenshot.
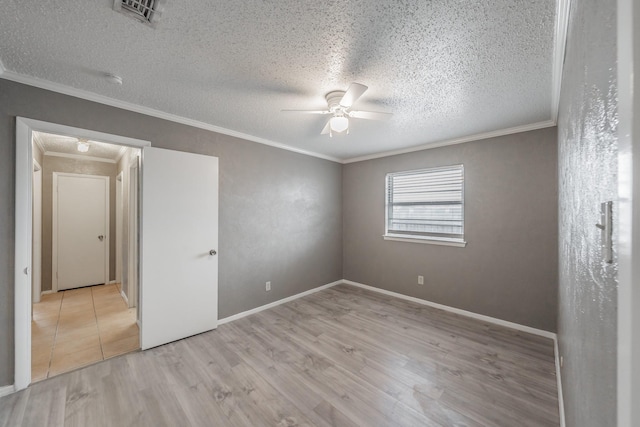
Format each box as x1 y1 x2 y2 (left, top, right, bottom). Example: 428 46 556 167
0 79 343 386
41 156 117 291
0 0 556 159
556 0 618 425
343 127 558 331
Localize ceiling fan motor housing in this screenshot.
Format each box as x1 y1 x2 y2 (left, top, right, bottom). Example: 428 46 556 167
326 91 346 112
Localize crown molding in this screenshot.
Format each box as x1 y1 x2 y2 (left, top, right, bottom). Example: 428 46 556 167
0 69 342 163
31 132 46 153
551 0 571 121
342 120 557 164
44 151 117 164
114 145 129 163
1 0 570 167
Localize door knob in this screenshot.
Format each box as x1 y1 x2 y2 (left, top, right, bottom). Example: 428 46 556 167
98 235 104 241
209 249 217 256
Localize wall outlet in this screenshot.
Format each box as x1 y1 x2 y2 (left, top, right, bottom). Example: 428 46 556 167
418 275 424 285
265 281 271 291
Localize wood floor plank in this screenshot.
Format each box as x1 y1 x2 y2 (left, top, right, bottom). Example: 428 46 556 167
4 284 559 426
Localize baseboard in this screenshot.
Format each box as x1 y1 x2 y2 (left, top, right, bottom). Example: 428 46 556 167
554 337 566 427
0 384 15 397
218 280 342 325
40 290 55 295
108 280 117 285
120 290 129 305
342 279 565 424
341 280 556 339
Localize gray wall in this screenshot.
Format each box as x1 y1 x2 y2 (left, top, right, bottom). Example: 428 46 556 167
343 127 558 331
0 79 343 387
556 0 618 424
41 156 118 291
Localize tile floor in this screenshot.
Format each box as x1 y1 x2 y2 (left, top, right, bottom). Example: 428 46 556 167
31 283 139 381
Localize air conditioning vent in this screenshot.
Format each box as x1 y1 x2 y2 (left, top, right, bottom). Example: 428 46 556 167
113 0 164 27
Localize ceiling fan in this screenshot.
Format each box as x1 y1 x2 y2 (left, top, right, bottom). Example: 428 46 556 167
282 83 392 137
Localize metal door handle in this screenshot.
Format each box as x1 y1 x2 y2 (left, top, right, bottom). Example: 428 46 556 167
209 249 217 256
98 235 104 241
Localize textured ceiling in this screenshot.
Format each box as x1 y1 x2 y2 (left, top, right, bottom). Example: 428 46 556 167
34 132 126 161
0 0 558 161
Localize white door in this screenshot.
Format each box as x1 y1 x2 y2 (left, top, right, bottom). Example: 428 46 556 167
54 173 109 291
140 147 218 350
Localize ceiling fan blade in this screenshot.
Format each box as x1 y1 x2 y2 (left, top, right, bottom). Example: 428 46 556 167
348 110 393 120
281 109 331 114
321 120 331 135
339 83 368 108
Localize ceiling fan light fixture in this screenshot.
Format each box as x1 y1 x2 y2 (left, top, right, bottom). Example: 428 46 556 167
77 139 90 153
330 116 349 133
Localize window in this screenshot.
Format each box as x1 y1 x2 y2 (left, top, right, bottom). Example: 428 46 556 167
385 165 466 246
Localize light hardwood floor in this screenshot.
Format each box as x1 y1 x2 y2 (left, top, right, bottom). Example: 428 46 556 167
4 284 559 426
31 283 139 381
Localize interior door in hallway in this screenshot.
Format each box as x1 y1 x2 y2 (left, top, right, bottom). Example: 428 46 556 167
140 147 218 350
54 173 109 291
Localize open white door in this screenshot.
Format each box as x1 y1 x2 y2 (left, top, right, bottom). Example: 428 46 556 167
140 147 218 349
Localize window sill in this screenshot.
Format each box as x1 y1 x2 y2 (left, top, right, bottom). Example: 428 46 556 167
383 235 467 247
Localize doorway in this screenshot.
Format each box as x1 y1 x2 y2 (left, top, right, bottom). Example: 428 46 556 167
15 117 220 392
29 130 142 381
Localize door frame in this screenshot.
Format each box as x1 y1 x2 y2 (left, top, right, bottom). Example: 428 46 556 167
14 117 150 391
115 170 124 287
128 160 140 311
52 172 110 292
32 159 42 304
617 0 640 423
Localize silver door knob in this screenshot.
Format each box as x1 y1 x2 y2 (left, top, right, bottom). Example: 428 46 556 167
98 235 104 241
209 249 217 256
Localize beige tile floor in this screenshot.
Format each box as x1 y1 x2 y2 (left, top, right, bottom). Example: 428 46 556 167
31 283 139 381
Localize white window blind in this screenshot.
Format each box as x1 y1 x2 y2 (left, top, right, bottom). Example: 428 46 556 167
385 165 464 242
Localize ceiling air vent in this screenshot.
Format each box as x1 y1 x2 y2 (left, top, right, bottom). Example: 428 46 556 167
113 0 164 27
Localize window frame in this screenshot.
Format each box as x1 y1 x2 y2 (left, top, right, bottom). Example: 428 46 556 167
383 164 467 247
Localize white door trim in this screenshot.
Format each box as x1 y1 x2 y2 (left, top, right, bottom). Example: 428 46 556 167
617 0 640 424
128 160 139 310
14 117 150 391
52 172 110 291
32 159 42 304
116 171 124 287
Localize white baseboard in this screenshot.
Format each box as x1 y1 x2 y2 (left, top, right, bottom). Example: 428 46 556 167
120 289 129 305
108 280 117 285
342 280 556 339
342 279 565 426
216 278 565 427
218 280 342 325
40 290 55 295
554 337 566 427
0 384 15 397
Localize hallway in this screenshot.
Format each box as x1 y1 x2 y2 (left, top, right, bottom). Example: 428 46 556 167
31 283 139 381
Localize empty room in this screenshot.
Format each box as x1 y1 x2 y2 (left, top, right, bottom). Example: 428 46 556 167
0 1 638 427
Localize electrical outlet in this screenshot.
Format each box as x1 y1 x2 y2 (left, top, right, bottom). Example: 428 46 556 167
418 275 424 285
266 281 271 291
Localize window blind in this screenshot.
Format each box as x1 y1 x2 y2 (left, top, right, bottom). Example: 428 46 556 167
386 165 464 241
